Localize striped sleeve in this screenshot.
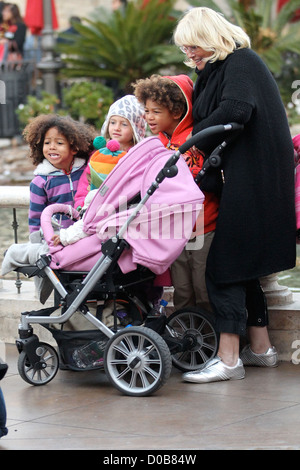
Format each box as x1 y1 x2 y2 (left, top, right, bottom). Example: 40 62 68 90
29 176 48 233
28 168 85 233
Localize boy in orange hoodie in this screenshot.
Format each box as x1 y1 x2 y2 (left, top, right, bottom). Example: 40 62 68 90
134 74 219 310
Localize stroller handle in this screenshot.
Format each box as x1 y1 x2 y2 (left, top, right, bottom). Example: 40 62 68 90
178 123 244 155
151 122 243 191
41 203 81 244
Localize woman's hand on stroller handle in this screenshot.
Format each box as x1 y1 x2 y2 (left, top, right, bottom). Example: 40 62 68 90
178 123 244 155
148 123 243 195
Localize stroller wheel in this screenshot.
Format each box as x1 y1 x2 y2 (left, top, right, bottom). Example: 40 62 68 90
17 342 59 386
104 326 172 397
166 307 218 372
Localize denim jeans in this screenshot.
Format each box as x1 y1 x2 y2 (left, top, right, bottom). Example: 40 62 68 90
0 387 8 438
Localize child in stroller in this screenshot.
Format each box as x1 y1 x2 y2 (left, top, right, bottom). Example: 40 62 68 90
4 123 242 396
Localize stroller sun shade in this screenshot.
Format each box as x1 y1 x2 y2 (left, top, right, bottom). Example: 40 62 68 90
41 136 204 275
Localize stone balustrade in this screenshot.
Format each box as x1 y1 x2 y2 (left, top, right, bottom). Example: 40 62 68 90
0 186 30 292
0 185 29 208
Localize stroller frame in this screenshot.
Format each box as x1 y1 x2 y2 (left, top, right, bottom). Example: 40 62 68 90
15 123 243 396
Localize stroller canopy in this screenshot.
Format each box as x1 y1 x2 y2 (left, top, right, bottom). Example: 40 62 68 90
42 136 204 275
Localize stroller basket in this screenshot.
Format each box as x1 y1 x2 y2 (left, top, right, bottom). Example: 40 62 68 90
15 123 243 396
52 329 108 371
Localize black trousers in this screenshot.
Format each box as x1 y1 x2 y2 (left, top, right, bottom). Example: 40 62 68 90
206 273 269 336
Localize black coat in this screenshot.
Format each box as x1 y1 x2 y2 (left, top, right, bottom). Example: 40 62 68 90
10 22 27 55
192 48 296 284
0 2 4 22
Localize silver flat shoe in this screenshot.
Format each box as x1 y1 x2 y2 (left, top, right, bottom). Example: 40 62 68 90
182 356 245 383
240 345 278 367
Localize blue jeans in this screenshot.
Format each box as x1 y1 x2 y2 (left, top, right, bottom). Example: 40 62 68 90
0 387 8 438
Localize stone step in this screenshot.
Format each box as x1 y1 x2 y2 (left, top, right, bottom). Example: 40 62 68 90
0 279 299 362
0 279 55 345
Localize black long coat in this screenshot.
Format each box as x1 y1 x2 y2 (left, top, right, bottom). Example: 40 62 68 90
192 48 296 284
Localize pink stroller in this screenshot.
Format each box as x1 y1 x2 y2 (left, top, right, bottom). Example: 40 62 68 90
15 123 242 396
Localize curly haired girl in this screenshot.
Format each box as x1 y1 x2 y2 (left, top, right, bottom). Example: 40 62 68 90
23 114 97 233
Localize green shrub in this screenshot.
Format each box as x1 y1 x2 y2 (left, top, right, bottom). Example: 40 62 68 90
16 91 64 127
16 81 114 131
62 81 113 130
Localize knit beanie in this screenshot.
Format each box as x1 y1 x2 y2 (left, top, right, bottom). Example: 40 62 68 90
101 95 147 144
89 139 127 189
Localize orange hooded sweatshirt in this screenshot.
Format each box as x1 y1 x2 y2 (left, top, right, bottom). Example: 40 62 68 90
158 74 219 234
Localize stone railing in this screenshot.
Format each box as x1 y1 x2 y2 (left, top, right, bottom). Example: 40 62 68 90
0 185 30 293
0 184 294 306
0 185 29 209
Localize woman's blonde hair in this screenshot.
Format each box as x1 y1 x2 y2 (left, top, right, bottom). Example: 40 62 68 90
173 7 251 68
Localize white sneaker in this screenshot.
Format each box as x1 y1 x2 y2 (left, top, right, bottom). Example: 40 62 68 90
182 356 245 383
240 345 278 367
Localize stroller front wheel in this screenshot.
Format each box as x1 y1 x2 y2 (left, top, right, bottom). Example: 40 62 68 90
17 342 59 386
104 326 172 397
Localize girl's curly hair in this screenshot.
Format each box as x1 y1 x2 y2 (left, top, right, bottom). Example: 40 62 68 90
23 114 97 166
133 75 187 118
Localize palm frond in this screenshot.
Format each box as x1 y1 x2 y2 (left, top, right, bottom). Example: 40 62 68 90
57 0 182 94
273 0 300 33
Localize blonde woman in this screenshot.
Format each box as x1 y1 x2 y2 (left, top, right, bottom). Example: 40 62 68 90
174 8 295 383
